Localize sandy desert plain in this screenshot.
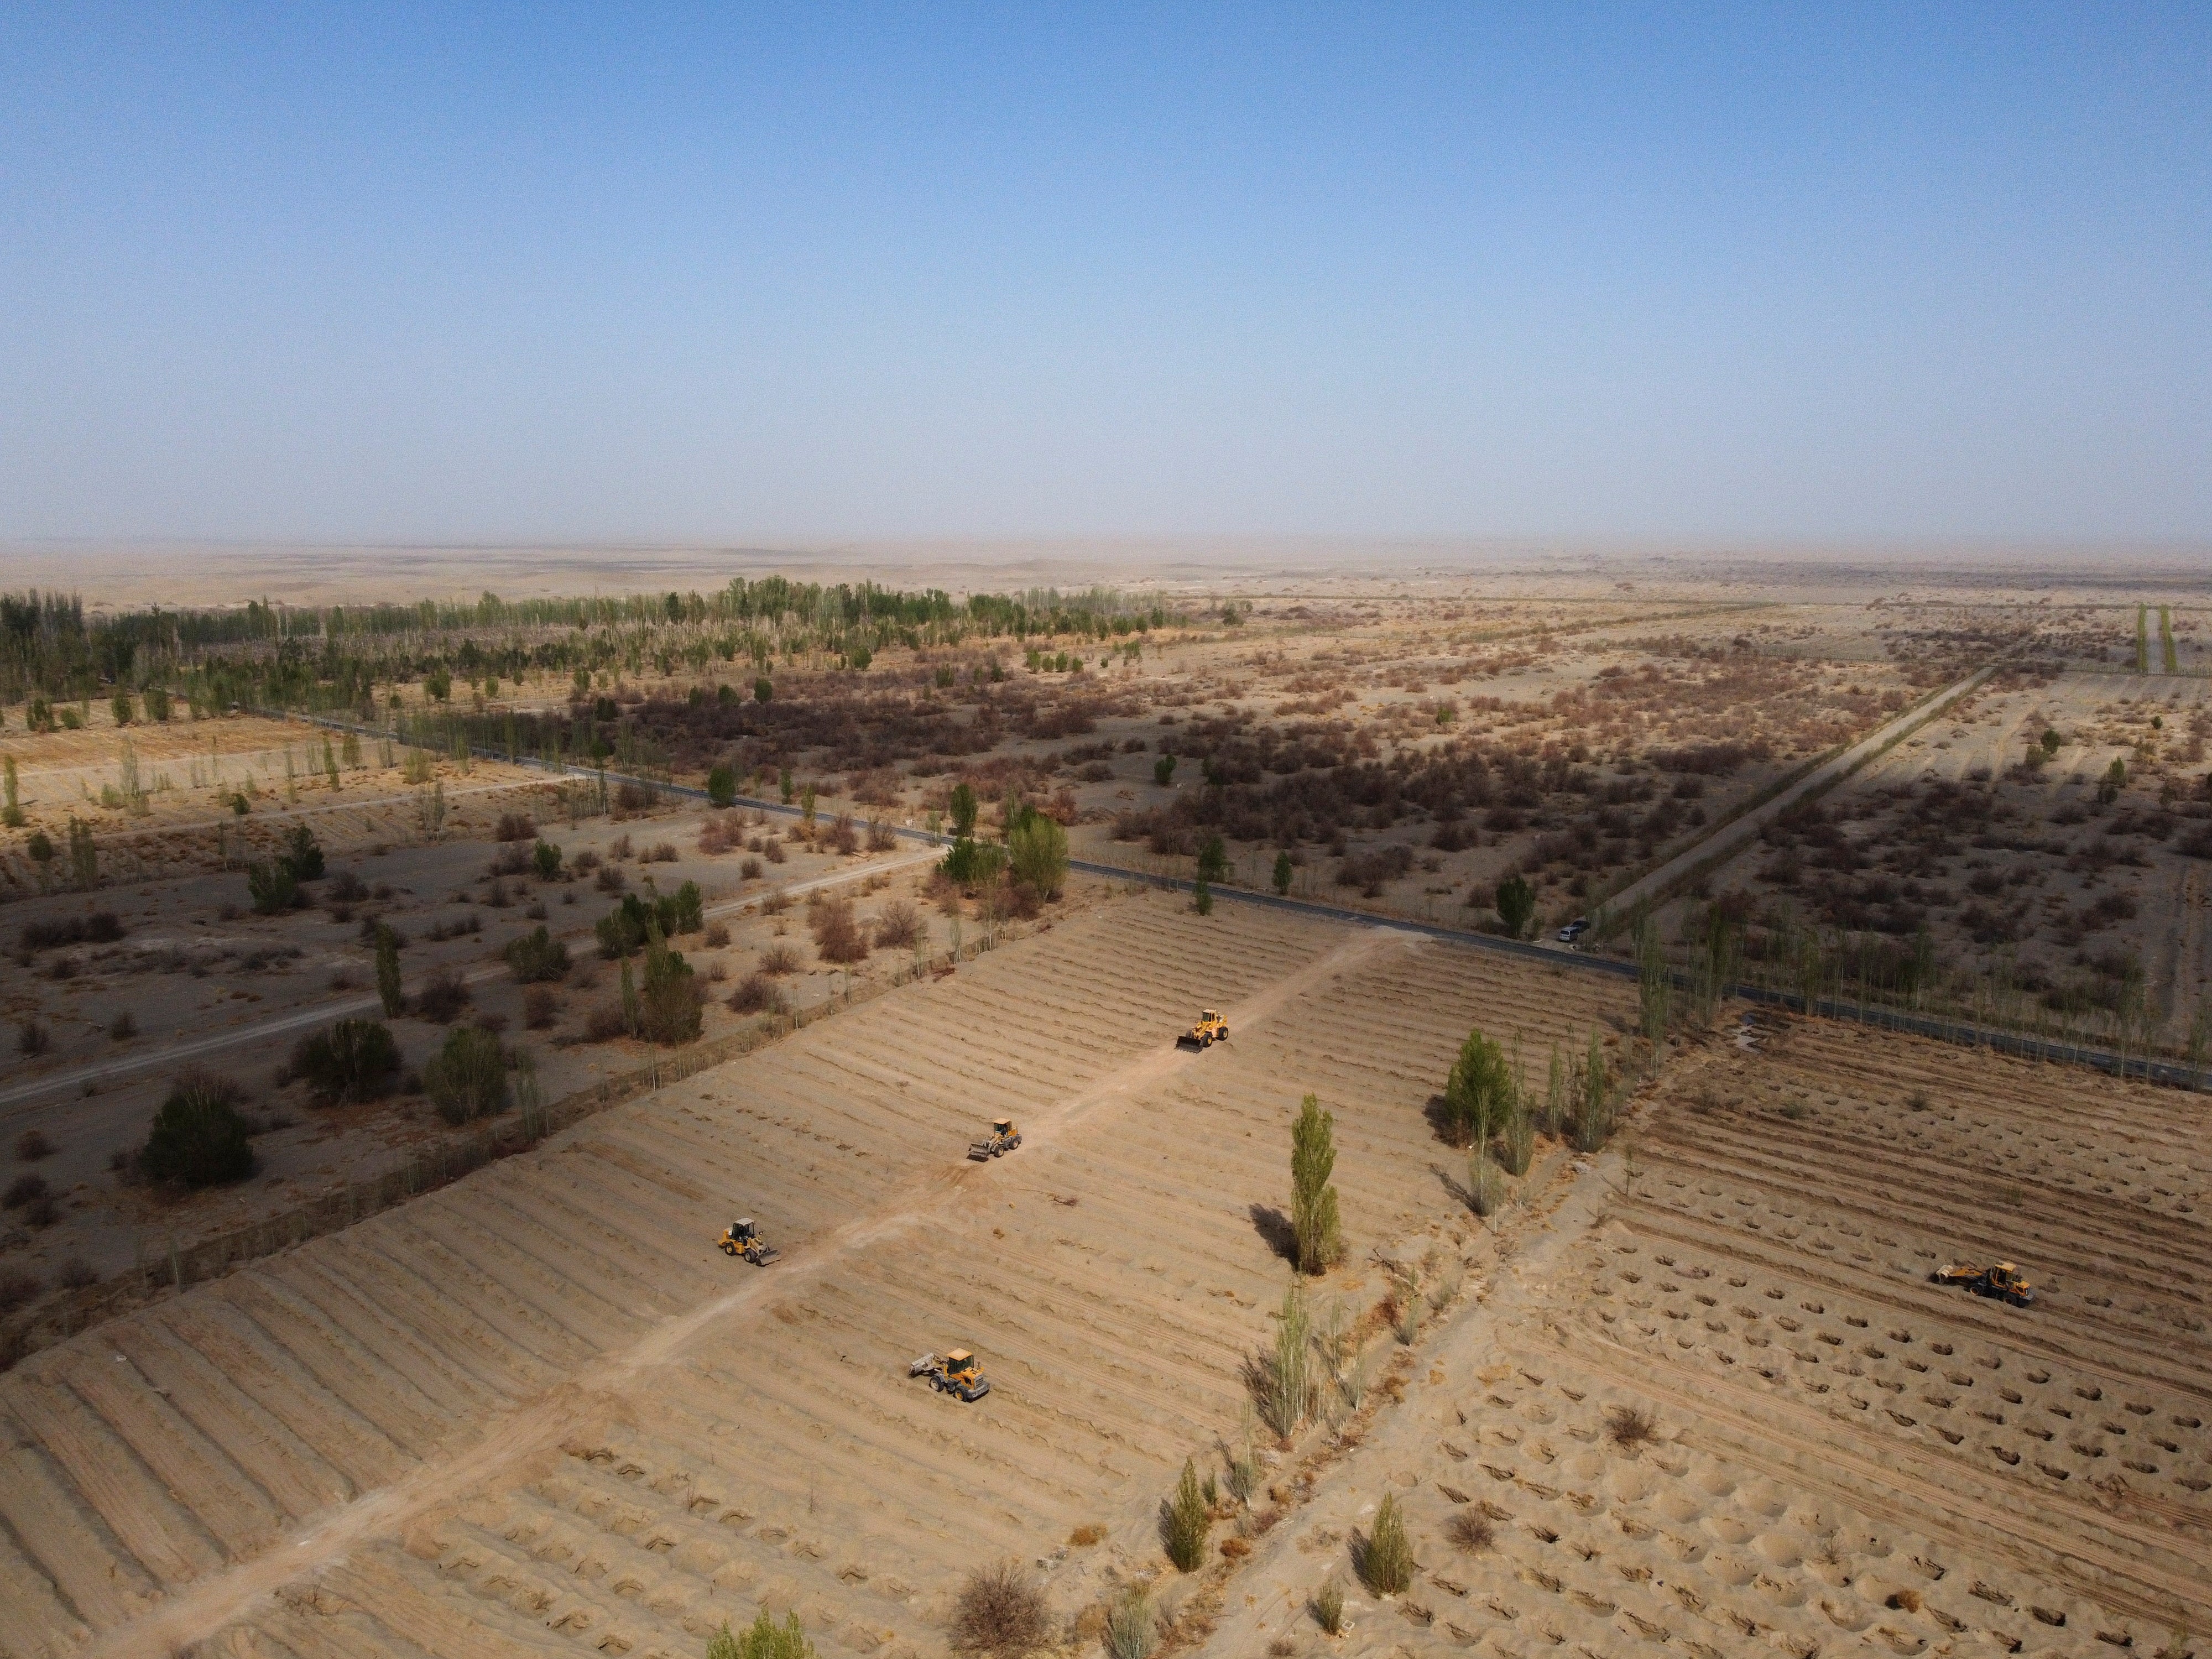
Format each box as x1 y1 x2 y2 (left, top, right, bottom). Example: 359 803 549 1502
1 551 2210 1659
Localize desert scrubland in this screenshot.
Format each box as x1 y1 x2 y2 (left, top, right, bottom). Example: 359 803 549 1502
0 561 2209 1658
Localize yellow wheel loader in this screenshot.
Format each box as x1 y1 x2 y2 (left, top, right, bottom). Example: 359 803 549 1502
967 1118 1021 1160
717 1217 780 1266
1932 1260 2034 1306
1177 1008 1229 1050
909 1348 991 1401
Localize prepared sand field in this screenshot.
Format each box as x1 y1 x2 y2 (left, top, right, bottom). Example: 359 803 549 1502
3 885 2206 1659
0 892 1639 1659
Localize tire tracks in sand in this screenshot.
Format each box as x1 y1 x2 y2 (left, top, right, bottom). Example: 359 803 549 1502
85 921 1409 1658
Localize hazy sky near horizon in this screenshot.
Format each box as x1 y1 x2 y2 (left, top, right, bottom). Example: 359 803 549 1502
3 5 2208 546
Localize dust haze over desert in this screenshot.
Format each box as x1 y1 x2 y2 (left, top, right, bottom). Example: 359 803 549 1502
4 11 2212 1659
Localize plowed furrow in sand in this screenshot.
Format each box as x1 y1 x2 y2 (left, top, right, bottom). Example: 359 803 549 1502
1776 1028 2212 1150
254 1262 501 1427
319 1554 568 1659
227 1276 455 1451
457 1187 683 1325
1617 1195 2212 1402
657 1362 1078 1530
1652 1109 2212 1284
405 1203 645 1352
0 1417 161 1629
6 1375 228 1585
305 1249 547 1406
1540 1327 2212 1629
0 1507 91 1659
165 1298 409 1489
58 1351 285 1555
411 1522 684 1655
1638 1129 2212 1310
359 1233 592 1374
109 1319 356 1521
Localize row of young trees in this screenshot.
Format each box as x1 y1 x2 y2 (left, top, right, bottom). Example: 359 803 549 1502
0 578 1176 708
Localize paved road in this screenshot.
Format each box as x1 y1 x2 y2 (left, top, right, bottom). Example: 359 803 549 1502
0 848 936 1115
1597 659 2005 922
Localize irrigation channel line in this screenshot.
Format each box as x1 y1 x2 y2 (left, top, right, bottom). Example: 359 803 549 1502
0 848 936 1114
249 703 2208 1092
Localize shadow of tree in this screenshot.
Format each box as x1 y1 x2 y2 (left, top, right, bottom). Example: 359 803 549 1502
1249 1202 1296 1262
1423 1092 1469 1146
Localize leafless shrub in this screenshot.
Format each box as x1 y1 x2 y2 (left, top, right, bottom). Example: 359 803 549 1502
495 811 537 842
610 833 634 860
728 973 786 1015
644 840 679 863
811 898 869 963
828 814 859 855
740 857 763 879
1606 1405 1657 1450
523 985 560 1029
58 1256 97 1290
697 817 742 855
0 1270 42 1313
583 1003 628 1043
873 900 922 950
572 849 602 872
15 1019 50 1057
763 837 787 864
15 1130 55 1162
704 921 731 948
3 1173 49 1208
413 968 472 1025
867 817 899 852
950 1559 1050 1656
758 942 803 975
594 865 627 893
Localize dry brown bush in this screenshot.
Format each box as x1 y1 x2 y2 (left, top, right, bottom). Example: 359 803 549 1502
522 986 560 1029
758 942 803 975
644 840 679 863
414 968 472 1025
582 1003 628 1043
0 1270 41 1313
950 1560 1050 1656
703 921 731 948
1446 1511 1494 1552
740 856 763 879
827 813 859 855
873 900 921 950
15 1130 54 1162
1606 1405 1657 1450
728 973 786 1015
810 898 869 963
697 817 742 855
494 812 536 842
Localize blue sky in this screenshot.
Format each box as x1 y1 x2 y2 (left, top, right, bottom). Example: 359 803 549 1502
2 4 2206 544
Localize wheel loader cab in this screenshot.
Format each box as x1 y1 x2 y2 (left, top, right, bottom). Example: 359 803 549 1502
992 1119 1013 1139
945 1349 977 1380
733 1219 756 1244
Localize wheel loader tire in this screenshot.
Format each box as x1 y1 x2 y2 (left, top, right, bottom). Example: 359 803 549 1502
1219 1027 1228 1041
